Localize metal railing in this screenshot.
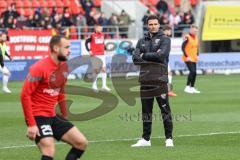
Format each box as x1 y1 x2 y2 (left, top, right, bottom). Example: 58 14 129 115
1 24 192 39
72 24 191 39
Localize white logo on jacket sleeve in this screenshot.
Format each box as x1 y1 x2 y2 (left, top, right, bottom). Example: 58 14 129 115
155 39 160 44
43 88 61 96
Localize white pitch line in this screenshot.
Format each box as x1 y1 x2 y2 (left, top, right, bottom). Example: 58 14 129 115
0 131 240 150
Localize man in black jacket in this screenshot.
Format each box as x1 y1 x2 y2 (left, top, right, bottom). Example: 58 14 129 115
131 15 173 147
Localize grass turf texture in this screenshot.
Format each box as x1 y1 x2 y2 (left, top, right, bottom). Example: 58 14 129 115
0 75 239 160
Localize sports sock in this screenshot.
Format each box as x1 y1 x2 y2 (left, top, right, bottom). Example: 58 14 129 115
102 72 107 88
92 75 98 88
168 75 172 84
65 148 85 160
41 155 53 160
2 75 9 89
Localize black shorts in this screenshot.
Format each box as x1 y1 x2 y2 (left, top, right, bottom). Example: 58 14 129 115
35 115 74 144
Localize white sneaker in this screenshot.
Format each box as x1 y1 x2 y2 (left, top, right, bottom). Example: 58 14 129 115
101 86 111 92
184 86 193 94
92 86 99 92
191 87 200 94
165 139 174 147
2 87 11 93
131 138 151 147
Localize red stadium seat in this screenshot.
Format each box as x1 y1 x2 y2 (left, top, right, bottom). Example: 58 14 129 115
39 0 47 8
24 8 33 17
6 0 14 6
56 0 64 8
47 0 56 8
17 8 24 15
71 6 80 15
16 1 23 8
0 8 6 14
0 1 7 8
32 0 40 8
57 7 63 14
93 0 102 7
70 0 81 7
63 0 70 7
23 0 32 8
69 0 84 15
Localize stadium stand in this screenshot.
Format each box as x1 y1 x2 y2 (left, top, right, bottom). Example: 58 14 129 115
0 0 196 39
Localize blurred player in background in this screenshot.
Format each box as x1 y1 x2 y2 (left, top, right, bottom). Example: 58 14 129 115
163 25 177 97
0 31 12 93
21 35 88 160
182 24 200 94
85 24 111 92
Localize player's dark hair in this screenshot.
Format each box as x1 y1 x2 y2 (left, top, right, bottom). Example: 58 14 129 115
163 25 172 31
190 24 198 29
49 35 66 52
146 15 160 24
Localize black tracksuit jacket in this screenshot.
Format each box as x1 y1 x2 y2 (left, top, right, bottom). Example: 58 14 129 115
132 31 171 83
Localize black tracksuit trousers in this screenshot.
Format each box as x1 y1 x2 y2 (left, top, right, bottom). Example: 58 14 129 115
185 62 197 87
140 82 173 141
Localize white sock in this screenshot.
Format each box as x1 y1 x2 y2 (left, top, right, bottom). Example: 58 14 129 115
102 72 107 88
168 75 172 84
186 85 190 89
92 75 98 88
3 75 9 89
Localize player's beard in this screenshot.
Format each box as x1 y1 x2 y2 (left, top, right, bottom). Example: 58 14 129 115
58 54 67 61
57 51 68 61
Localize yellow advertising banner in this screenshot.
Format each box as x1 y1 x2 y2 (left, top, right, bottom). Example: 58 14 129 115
202 5 240 41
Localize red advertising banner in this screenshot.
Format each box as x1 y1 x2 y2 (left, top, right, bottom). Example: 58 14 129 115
8 29 52 59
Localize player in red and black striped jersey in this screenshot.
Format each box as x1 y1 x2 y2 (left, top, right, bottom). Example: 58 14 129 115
20 35 87 160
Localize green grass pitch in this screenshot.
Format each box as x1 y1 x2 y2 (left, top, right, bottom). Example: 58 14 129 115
0 75 239 160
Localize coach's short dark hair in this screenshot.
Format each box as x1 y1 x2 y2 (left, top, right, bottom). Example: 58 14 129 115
50 35 66 52
146 15 160 24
